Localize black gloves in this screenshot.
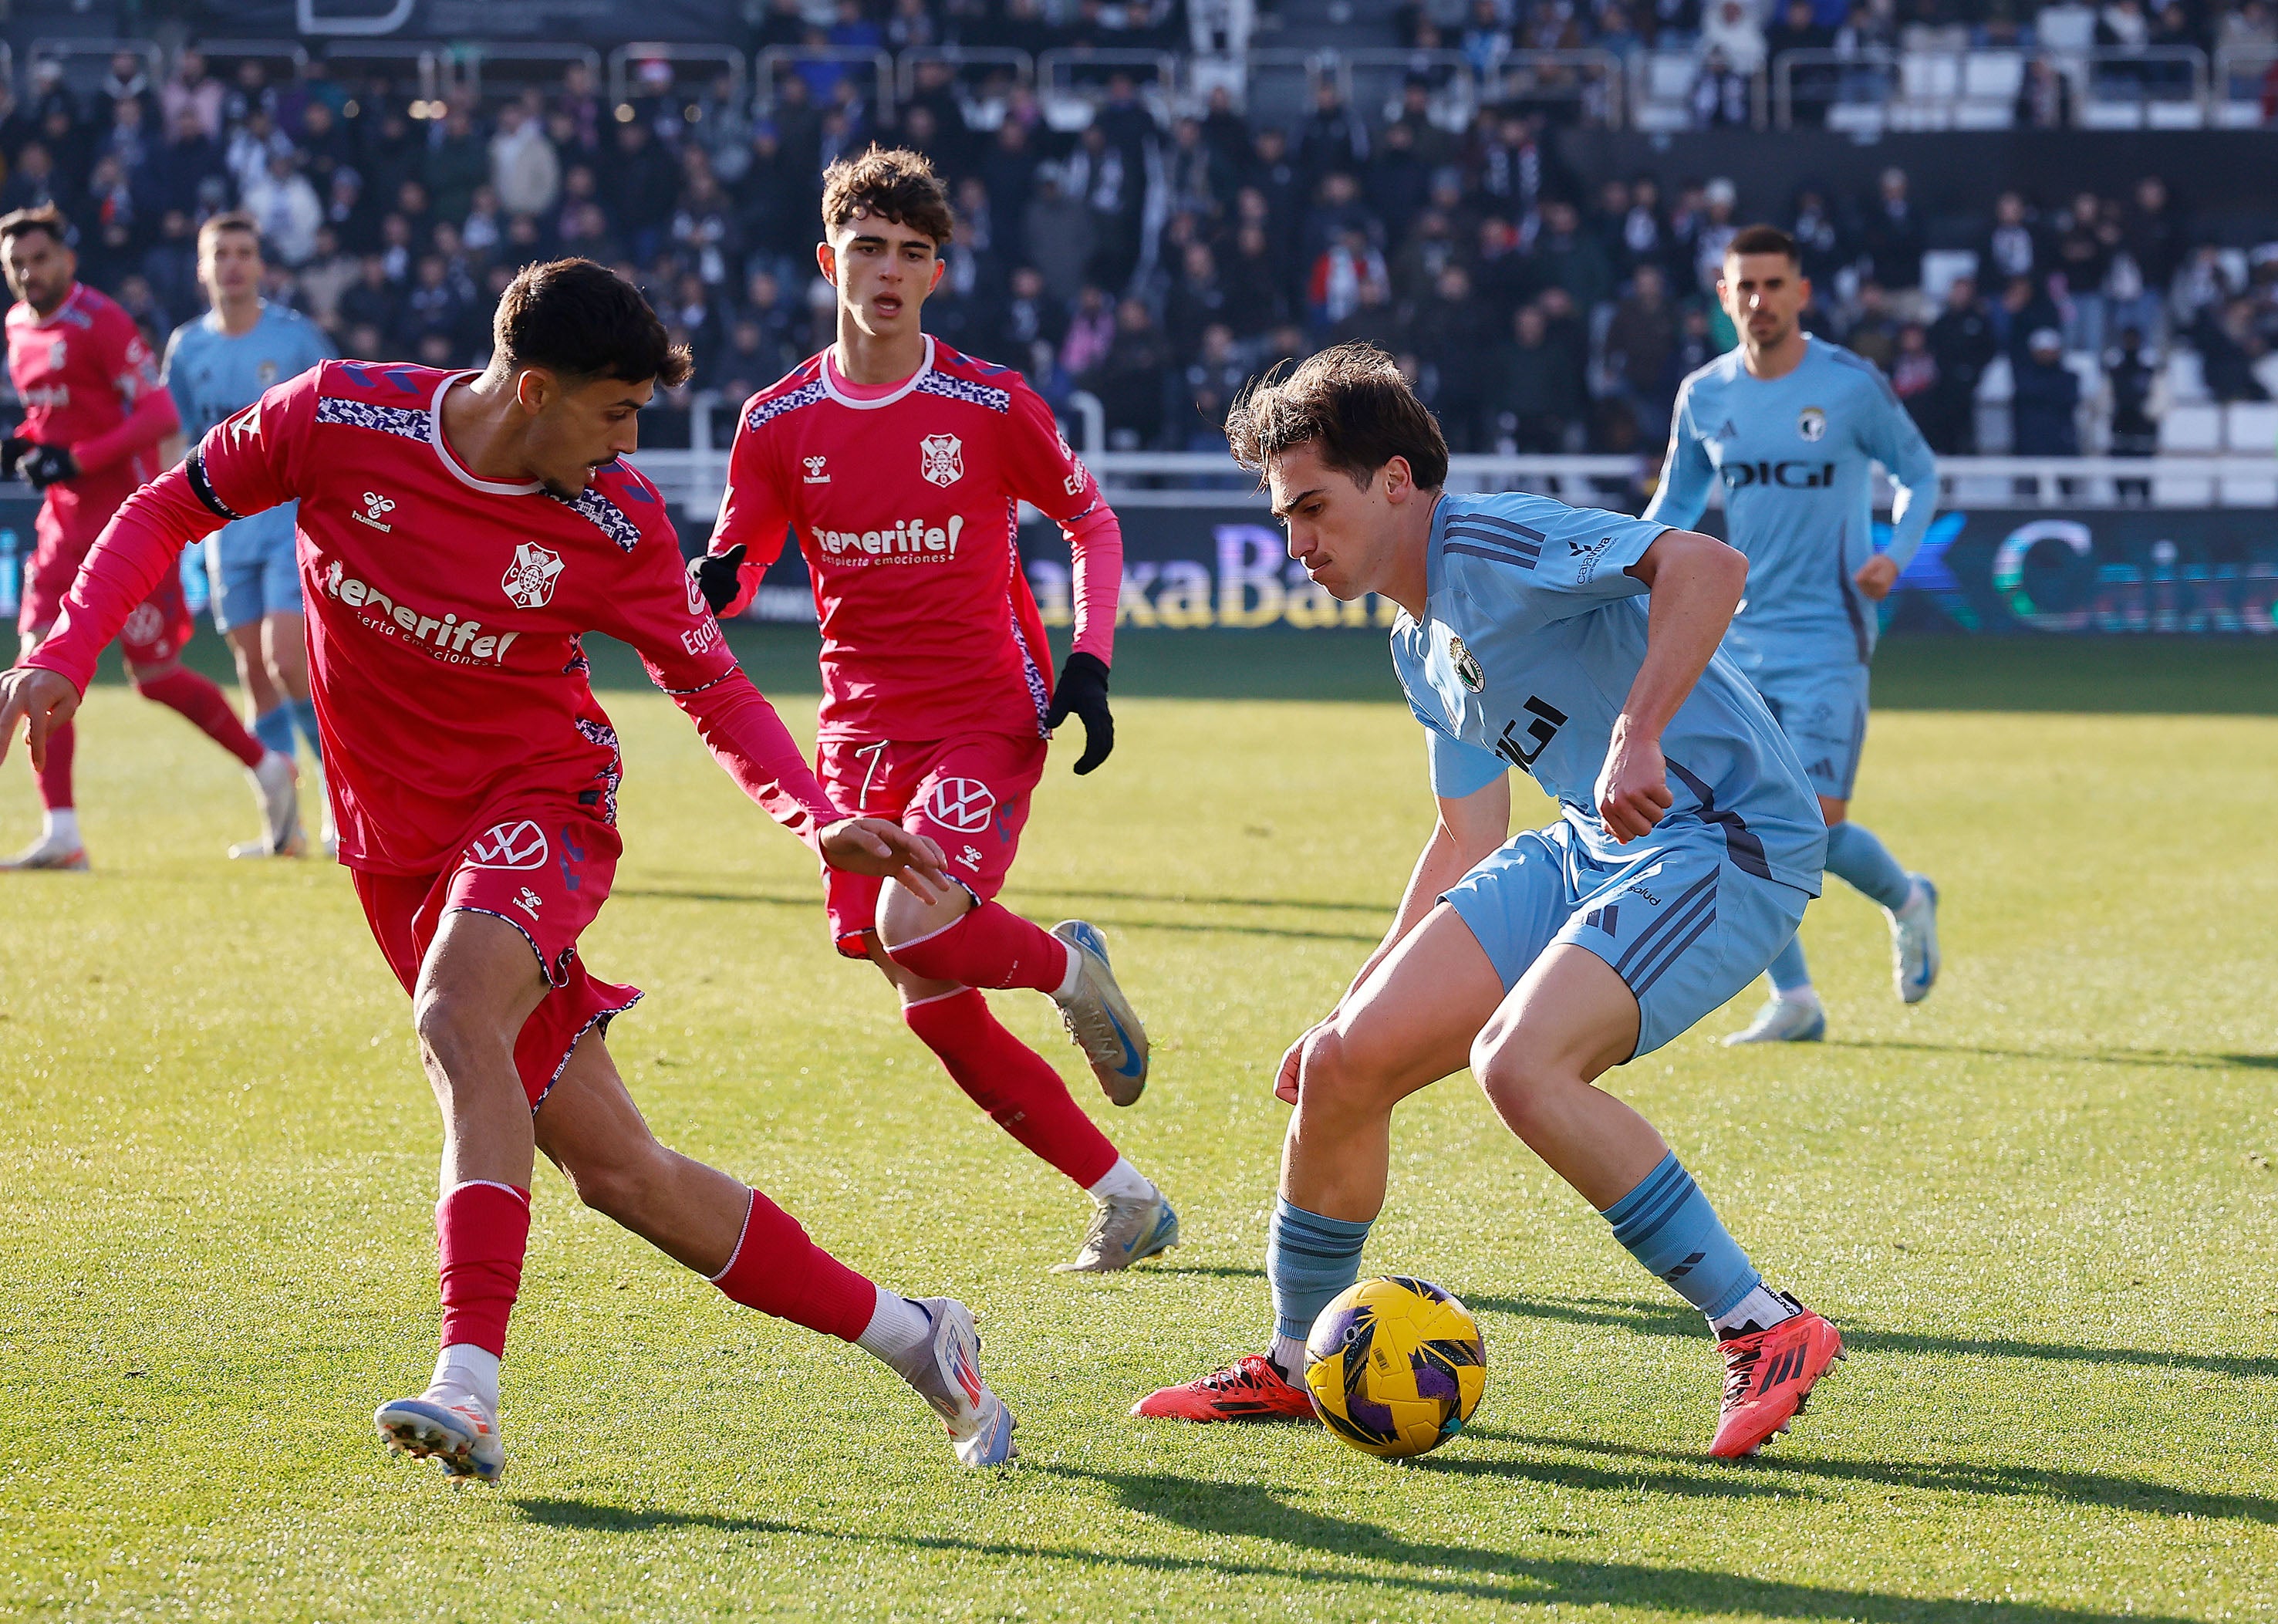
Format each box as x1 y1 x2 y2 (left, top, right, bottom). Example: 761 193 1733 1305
1045 650 1114 775
18 444 78 491
0 436 35 480
689 542 746 616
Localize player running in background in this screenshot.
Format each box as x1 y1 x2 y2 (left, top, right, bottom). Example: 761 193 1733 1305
0 205 296 869
0 261 1017 1478
161 211 333 857
1646 225 1942 1045
1135 347 1843 1458
695 148 1177 1275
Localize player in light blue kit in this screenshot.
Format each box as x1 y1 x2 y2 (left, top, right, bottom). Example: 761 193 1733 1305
1645 225 1942 1045
1135 347 1845 1459
161 211 332 856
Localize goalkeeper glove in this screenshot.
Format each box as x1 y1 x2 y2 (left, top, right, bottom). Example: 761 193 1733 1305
1045 650 1114 775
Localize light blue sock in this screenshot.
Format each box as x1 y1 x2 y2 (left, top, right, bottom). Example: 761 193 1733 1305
1766 930 1811 995
1267 1197 1372 1347
1825 821 1912 911
1599 1152 1761 1325
251 706 294 757
285 697 323 764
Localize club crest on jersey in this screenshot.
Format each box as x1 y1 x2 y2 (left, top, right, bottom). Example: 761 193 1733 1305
46 338 64 370
468 820 548 869
1447 633 1484 692
803 454 830 484
258 360 279 387
919 433 964 488
925 777 996 832
501 542 564 609
354 491 396 532
1797 406 1827 442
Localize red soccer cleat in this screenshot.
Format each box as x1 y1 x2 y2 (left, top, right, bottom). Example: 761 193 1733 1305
1132 1354 1318 1423
1709 1295 1845 1459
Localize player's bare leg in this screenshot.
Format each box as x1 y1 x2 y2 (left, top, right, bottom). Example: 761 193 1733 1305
873 876 1176 1275
2 626 88 870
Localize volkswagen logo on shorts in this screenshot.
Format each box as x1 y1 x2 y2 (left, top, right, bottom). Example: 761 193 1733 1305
467 819 548 868
925 777 997 832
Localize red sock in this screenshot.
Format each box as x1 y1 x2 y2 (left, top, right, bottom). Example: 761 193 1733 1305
886 902 1071 992
711 1187 879 1340
35 718 73 812
133 668 265 768
435 1180 531 1358
903 988 1119 1187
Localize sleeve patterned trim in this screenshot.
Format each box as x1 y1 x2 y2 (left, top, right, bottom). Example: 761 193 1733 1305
659 669 736 697
553 484 642 554
916 371 1011 414
315 396 433 441
745 380 828 430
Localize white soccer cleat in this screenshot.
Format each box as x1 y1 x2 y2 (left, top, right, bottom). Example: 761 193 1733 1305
1050 920 1149 1106
244 749 304 858
1053 1189 1181 1274
903 1297 1017 1467
1888 876 1940 1004
374 1393 505 1484
0 831 89 871
1722 996 1827 1045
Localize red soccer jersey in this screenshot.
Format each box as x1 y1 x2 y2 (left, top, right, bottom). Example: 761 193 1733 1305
710 336 1103 742
39 360 799 875
5 282 171 530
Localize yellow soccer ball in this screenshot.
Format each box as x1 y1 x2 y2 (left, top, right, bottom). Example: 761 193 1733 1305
1304 1276 1487 1459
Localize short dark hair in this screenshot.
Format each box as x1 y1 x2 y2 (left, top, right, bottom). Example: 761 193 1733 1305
1226 343 1449 492
821 145 954 245
489 258 691 387
197 210 260 251
0 204 69 248
1726 224 1800 265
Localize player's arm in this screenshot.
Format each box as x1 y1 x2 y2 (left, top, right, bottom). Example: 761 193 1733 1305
1007 383 1120 773
690 404 793 618
51 322 181 484
1641 385 1715 530
1857 381 1939 600
1599 527 1748 842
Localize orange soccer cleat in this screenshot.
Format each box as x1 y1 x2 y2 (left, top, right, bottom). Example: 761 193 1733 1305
1709 1295 1845 1459
1132 1354 1318 1423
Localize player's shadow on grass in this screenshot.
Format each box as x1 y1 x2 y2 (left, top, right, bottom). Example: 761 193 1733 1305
1826 1038 2278 1072
1467 1292 2278 1380
510 1481 2215 1622
1479 1432 2278 1527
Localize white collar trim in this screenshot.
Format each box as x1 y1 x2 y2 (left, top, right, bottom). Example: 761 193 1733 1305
427 370 543 495
820 336 933 410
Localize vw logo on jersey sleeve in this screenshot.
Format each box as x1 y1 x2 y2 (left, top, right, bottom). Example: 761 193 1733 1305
923 777 997 833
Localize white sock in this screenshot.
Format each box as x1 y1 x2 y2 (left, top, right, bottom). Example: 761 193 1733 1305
854 1286 936 1381
1268 1332 1309 1382
1051 936 1083 1001
1900 877 1928 913
1777 984 1820 1006
427 1343 500 1415
1085 1156 1154 1204
41 807 79 846
1712 1284 1800 1340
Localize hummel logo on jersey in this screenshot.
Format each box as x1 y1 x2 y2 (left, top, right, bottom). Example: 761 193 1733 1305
957 843 984 869
515 886 544 916
1584 903 1619 934
501 542 564 609
468 820 548 869
926 777 997 833
920 433 964 487
803 454 830 484
355 491 397 532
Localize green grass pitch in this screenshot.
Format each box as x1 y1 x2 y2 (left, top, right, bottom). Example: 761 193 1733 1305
2 632 2273 1621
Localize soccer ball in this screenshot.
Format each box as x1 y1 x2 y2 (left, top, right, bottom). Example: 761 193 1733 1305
1303 1276 1487 1459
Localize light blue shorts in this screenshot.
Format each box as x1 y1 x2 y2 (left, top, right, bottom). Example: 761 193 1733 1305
1442 819 1811 1060
208 520 303 633
1744 660 1868 803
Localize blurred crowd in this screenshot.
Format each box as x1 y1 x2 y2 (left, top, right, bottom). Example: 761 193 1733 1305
0 15 2272 459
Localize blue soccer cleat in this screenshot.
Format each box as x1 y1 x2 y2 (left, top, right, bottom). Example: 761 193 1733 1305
1051 920 1150 1106
1888 875 1940 1004
374 1394 505 1484
905 1297 1018 1467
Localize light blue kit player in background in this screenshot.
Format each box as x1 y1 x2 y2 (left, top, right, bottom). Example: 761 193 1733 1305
1646 224 1942 1045
162 212 332 856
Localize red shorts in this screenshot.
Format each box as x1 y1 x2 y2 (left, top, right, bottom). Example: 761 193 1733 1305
20 531 195 665
817 731 1048 957
351 810 640 1109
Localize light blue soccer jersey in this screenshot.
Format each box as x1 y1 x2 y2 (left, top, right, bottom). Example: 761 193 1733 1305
1393 491 1824 897
162 302 332 561
1644 336 1936 666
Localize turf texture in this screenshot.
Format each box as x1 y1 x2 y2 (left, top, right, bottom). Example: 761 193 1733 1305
1 630 2273 1621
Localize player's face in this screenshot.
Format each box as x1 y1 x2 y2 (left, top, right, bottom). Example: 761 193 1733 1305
2 229 75 316
1719 252 1811 350
1270 441 1405 601
199 230 264 305
820 214 946 339
522 371 653 500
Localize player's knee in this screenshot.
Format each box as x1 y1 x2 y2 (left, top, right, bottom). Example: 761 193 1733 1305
411 988 508 1082
876 878 967 954
1469 1021 1561 1133
562 1144 670 1225
1295 1025 1395 1120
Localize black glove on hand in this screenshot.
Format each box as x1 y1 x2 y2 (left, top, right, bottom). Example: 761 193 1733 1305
689 542 746 616
21 444 79 491
0 436 35 480
1045 650 1114 775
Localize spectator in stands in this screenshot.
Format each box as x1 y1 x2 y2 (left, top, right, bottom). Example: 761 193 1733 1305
2016 56 2074 127
606 120 680 263
1605 262 1679 427
1223 221 1288 338
1182 323 1248 449
1991 271 2065 355
338 253 401 346
1308 223 1388 328
1788 185 1851 286
1537 198 1615 312
2013 327 2083 455
245 150 321 267
1088 296 1173 447
2194 295 2273 401
1767 0 1838 123
1022 163 1094 305
2120 177 2180 333
1368 120 1432 251
1689 177 1740 294
1329 272 1402 353
1703 0 1771 70
1890 322 1937 433
490 102 560 220
1860 166 1926 302
1061 285 1117 381
1844 279 1900 370
1924 273 1997 451
1297 80 1371 195
2054 191 2114 352
1690 48 1757 125
2102 325 2162 471
299 224 357 333
1411 265 1500 451
163 49 224 143
1495 303 1584 451
1981 191 2043 285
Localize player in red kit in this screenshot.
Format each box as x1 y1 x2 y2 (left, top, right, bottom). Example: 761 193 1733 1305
0 261 1019 1477
695 148 1178 1275
0 206 299 868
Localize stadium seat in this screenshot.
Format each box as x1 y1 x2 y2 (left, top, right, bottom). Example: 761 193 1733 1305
1898 52 1960 101
2080 101 2146 129
2226 402 2278 454
1920 249 1979 304
1828 102 1888 135
2147 100 2207 128
2035 5 2097 52
2158 403 2222 452
2165 350 2211 403
1976 354 2014 403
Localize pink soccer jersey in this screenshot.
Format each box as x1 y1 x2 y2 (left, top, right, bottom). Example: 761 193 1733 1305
29 360 840 874
709 336 1105 744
